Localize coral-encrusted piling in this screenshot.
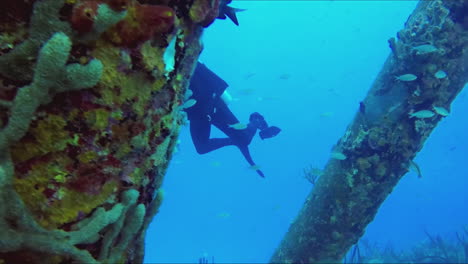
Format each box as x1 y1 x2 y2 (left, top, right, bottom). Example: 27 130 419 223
0 0 215 262
271 0 468 263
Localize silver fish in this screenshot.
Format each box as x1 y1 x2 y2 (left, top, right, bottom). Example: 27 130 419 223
434 70 447 79
331 152 347 160
229 123 248 130
433 106 449 116
181 99 197 109
413 44 438 55
396 74 418 82
409 110 435 118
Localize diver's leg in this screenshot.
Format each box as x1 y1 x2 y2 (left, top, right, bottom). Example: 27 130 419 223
211 101 257 145
190 117 235 154
249 112 268 130
250 112 282 140
237 144 265 178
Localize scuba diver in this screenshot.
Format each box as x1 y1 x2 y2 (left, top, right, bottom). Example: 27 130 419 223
184 62 281 178
182 1 280 177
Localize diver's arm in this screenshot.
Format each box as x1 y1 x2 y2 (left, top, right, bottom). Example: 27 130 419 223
221 90 233 105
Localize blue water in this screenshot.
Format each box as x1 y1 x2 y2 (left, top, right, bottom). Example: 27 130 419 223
145 1 468 263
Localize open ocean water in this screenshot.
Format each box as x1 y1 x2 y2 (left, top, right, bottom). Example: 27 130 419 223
145 1 468 263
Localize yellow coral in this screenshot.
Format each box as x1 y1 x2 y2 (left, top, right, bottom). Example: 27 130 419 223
130 167 143 185
84 108 110 130
45 181 117 227
52 167 68 183
13 154 118 229
77 151 98 163
11 114 73 163
34 114 69 148
189 0 210 24
115 143 132 159
92 40 165 116
11 141 44 163
140 41 165 73
111 109 124 120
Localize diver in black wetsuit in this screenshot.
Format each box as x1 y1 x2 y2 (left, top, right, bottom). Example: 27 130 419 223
184 62 281 178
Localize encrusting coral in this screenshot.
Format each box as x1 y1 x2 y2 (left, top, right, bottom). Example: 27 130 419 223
0 0 211 262
0 31 106 264
271 1 468 263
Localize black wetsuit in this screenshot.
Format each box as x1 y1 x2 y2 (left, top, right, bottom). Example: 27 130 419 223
185 62 263 177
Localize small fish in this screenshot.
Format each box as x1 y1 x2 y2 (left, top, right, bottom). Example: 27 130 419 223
395 74 418 82
409 160 422 178
181 99 197 109
217 212 231 219
279 73 291 80
320 111 334 118
257 96 280 102
434 70 447 79
388 102 402 113
244 72 256 79
237 88 255 95
228 123 247 130
433 106 449 116
272 204 282 211
263 96 281 101
409 110 435 118
172 160 183 165
211 161 222 167
249 165 261 170
327 88 341 97
331 151 347 160
412 44 438 55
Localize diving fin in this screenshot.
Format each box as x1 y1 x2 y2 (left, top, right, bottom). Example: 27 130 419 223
256 169 265 178
238 145 265 178
224 6 247 26
259 126 281 140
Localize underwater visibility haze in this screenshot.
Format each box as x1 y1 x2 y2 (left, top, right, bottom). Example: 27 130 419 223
145 1 468 263
0 0 466 263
